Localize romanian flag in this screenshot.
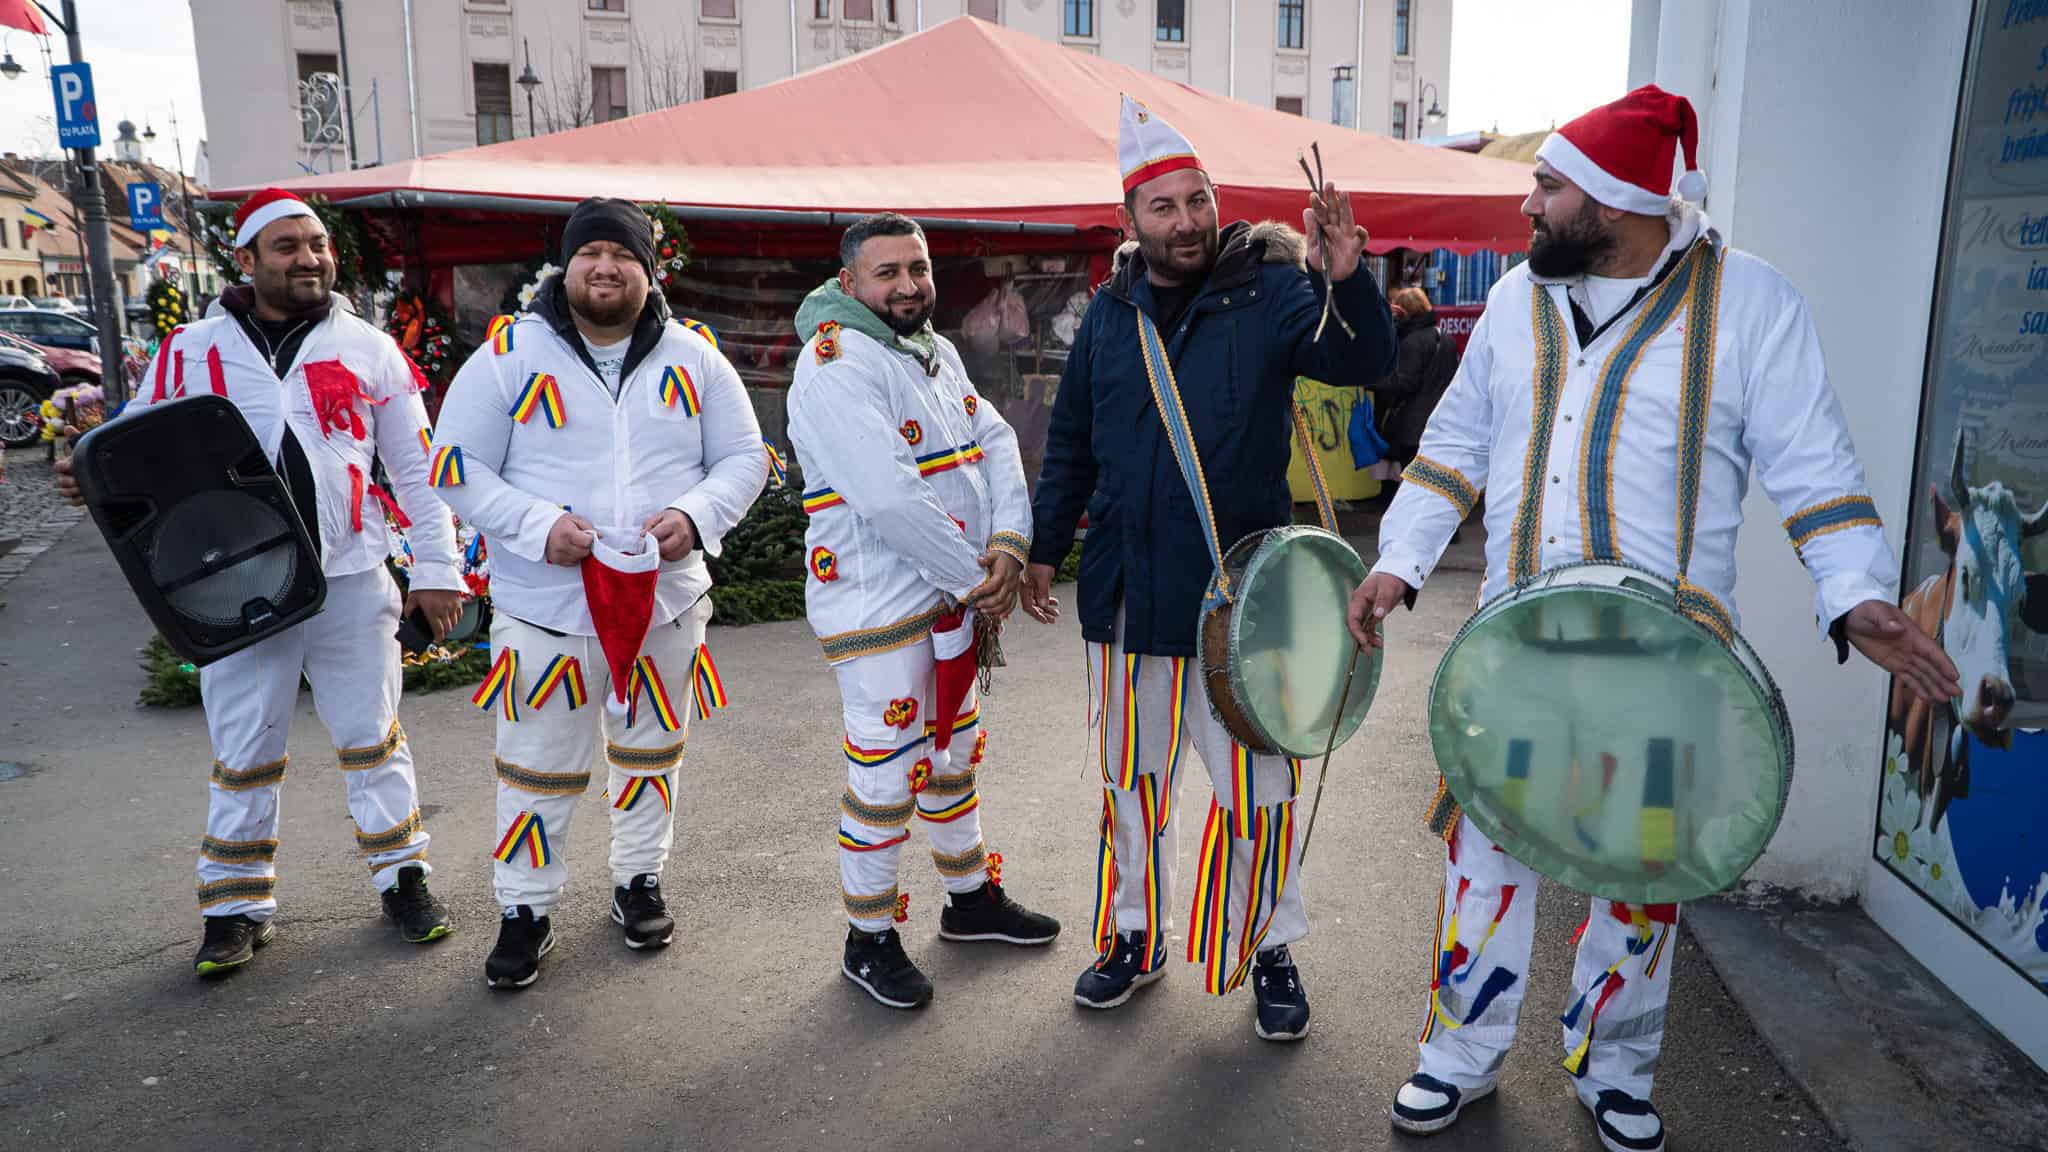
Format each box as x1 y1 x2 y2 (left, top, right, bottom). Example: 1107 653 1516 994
628 655 681 733
487 314 516 354
613 774 672 813
472 648 518 721
691 646 727 718
764 440 789 489
914 441 983 478
510 372 565 428
429 445 465 487
801 488 845 515
525 654 586 712
493 811 551 867
417 428 432 455
681 317 719 350
22 205 54 238
660 365 700 415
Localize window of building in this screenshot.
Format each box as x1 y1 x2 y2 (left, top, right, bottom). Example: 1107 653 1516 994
473 63 513 145
1394 0 1411 56
968 0 998 19
814 0 830 18
1063 0 1093 38
296 52 340 145
1276 96 1303 116
701 0 736 16
703 69 739 98
1277 0 1304 49
886 0 898 23
846 0 874 19
588 0 625 11
592 66 628 122
1391 100 1409 139
1156 0 1184 42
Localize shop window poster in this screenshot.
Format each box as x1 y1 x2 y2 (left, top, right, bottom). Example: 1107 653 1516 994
1878 0 2048 992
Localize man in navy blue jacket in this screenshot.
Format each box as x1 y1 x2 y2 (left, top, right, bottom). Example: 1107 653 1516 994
1022 95 1395 1040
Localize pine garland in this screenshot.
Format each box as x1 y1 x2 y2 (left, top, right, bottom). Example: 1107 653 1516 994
137 634 493 709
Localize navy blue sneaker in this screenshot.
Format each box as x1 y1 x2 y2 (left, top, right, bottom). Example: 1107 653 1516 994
1252 945 1310 1040
1073 930 1167 1009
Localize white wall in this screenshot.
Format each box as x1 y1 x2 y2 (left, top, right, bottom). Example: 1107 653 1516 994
1652 0 1971 895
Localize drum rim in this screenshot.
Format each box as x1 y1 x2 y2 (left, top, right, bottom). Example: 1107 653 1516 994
1428 559 1795 903
1220 525 1378 759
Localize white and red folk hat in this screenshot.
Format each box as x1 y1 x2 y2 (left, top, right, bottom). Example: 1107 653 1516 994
1118 93 1206 196
1535 84 1708 215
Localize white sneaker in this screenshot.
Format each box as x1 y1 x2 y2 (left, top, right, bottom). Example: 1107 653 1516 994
1390 1072 1496 1135
1582 1088 1665 1152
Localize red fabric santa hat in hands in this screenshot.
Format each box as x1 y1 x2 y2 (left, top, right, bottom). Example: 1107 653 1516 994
234 188 320 249
1535 85 1707 216
581 531 662 717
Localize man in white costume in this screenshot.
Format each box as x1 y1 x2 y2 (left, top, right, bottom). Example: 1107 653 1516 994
58 188 465 976
431 198 768 989
1347 87 1959 1152
787 212 1060 1010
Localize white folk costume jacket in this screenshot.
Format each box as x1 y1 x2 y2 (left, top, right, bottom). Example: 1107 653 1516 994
786 300 1033 665
429 283 768 636
1374 205 1896 637
126 298 462 592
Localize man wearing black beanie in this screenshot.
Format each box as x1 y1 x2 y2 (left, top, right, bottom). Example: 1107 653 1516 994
433 196 770 989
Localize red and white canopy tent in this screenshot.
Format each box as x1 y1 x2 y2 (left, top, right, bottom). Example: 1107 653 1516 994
216 15 1533 263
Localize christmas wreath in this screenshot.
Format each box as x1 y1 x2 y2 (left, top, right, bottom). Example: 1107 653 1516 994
146 275 187 344
386 293 458 390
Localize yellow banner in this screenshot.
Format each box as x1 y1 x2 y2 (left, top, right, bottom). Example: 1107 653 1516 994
1288 377 1381 503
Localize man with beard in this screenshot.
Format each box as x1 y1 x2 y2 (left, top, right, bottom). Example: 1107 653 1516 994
1022 96 1396 1039
432 198 768 989
787 212 1060 1010
57 188 465 975
1347 87 1955 1150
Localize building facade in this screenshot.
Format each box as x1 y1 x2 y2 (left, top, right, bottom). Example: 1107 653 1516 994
1634 0 2047 1071
190 0 1451 190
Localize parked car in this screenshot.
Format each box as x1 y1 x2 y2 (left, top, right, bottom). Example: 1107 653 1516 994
0 295 29 310
0 338 61 449
0 331 98 386
0 307 105 356
31 296 81 315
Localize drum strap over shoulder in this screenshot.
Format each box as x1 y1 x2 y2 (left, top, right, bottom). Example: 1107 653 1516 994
1671 240 1734 643
1131 305 1339 612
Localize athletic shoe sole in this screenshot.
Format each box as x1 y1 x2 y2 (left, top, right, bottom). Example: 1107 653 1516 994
194 919 277 978
1073 963 1168 1010
611 904 674 950
1390 1079 1496 1136
396 922 453 945
840 963 931 1010
936 926 1060 945
1584 1098 1664 1152
485 929 556 990
1255 1015 1313 1042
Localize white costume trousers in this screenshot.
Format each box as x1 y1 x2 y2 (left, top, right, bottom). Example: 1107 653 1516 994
196 567 428 918
1417 815 1676 1104
834 635 993 932
488 598 711 913
1085 614 1308 996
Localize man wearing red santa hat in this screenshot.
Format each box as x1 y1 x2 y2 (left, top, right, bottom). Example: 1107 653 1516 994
431 197 768 990
1348 86 1956 1151
57 187 467 976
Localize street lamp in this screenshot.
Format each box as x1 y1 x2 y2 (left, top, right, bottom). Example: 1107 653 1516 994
0 50 21 81
142 121 156 144
1417 81 1445 138
516 38 542 137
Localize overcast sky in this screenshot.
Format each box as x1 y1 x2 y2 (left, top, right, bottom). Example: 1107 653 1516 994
0 0 1630 174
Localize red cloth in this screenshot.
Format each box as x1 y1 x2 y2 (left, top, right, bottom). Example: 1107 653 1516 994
0 0 49 34
929 609 976 753
302 359 372 441
582 544 660 705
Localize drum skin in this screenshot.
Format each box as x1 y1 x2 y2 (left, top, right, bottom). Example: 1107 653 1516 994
1200 526 1380 759
1428 563 1793 904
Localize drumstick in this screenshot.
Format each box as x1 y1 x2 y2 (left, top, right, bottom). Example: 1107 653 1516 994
1298 641 1364 867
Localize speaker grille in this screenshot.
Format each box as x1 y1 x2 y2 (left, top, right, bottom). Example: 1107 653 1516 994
149 491 300 627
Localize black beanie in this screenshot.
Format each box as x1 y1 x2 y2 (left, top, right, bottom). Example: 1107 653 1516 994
561 197 657 281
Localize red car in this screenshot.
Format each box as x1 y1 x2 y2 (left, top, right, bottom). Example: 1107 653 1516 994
0 330 100 385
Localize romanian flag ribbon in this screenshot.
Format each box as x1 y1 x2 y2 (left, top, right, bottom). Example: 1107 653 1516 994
525 654 587 712
660 365 701 415
493 810 550 867
692 646 728 718
472 648 518 721
510 372 566 428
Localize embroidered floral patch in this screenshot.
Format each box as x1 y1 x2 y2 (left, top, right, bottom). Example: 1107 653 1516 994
883 697 919 730
963 395 979 417
900 420 923 446
810 546 840 583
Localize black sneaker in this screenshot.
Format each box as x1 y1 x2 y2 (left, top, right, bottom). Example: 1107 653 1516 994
1073 930 1168 1009
485 906 555 990
193 913 276 978
1252 945 1310 1040
1391 1072 1496 1135
380 865 452 944
841 926 932 1009
937 881 1060 945
1585 1088 1665 1152
611 873 674 950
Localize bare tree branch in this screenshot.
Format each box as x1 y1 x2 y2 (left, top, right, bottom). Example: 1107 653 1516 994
541 38 594 133
634 33 695 109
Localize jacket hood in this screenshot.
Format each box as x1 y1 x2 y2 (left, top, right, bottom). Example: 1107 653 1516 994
218 283 334 326
794 277 939 367
528 270 672 380
1107 219 1308 299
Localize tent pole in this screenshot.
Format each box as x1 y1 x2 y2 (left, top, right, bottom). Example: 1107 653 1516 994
789 0 799 76
1227 0 1237 99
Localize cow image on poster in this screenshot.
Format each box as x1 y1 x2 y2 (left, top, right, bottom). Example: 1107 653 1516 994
1890 431 2048 831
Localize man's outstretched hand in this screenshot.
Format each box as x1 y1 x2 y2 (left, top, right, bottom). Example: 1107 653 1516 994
1845 599 1959 706
1346 572 1412 649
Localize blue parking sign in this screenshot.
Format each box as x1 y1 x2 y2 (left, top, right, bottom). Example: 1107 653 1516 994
127 183 165 231
50 63 99 149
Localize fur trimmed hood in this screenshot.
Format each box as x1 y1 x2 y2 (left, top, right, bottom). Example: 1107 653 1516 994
1107 219 1309 298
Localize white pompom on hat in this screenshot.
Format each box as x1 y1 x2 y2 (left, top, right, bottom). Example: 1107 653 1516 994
1535 84 1707 214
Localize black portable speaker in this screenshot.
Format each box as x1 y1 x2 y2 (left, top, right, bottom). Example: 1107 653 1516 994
73 394 326 666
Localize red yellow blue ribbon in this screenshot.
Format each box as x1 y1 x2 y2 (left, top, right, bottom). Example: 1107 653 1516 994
493 810 550 867
472 647 517 721
524 654 586 712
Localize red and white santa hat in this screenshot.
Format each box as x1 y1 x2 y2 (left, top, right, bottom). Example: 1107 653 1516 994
1535 85 1707 215
1118 93 1205 195
233 187 320 248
